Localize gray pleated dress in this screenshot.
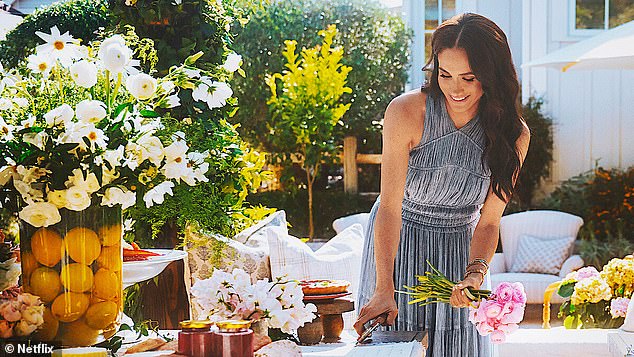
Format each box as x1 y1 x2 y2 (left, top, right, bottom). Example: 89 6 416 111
357 93 495 357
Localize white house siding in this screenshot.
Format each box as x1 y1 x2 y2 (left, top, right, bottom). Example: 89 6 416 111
521 0 634 187
10 0 54 14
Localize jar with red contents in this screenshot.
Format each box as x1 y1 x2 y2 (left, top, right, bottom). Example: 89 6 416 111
212 320 254 357
178 320 214 357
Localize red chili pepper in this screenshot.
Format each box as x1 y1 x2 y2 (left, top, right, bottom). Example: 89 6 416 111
123 248 161 257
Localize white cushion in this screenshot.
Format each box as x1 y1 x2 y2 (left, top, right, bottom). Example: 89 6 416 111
510 235 575 275
500 210 583 270
559 254 584 278
332 213 370 235
234 210 288 244
268 224 365 328
491 272 564 304
490 252 506 274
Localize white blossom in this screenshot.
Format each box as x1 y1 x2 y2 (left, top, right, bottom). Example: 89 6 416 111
47 189 67 208
0 98 11 111
98 35 134 74
44 104 74 127
76 100 107 123
70 60 98 88
143 181 175 208
12 98 29 108
19 202 61 227
222 53 242 72
23 131 48 150
35 26 83 67
101 186 136 210
26 53 54 77
64 185 92 211
192 78 233 109
126 73 157 100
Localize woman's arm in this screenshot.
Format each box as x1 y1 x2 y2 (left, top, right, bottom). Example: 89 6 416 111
354 92 424 331
450 122 531 307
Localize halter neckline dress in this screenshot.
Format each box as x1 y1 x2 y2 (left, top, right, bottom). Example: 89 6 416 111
357 92 495 357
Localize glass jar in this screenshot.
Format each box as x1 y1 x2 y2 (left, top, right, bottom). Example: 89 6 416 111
178 320 214 357
212 320 254 357
20 204 123 346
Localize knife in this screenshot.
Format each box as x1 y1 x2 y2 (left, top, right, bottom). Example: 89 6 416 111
355 314 387 346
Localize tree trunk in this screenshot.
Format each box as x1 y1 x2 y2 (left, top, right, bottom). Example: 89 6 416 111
306 167 314 239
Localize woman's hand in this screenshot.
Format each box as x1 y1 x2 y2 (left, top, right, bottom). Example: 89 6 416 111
450 273 483 308
353 291 398 336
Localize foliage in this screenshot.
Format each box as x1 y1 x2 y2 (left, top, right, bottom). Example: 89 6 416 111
232 0 412 160
107 0 272 244
247 189 375 239
511 97 554 209
266 25 351 238
540 165 634 271
0 0 112 68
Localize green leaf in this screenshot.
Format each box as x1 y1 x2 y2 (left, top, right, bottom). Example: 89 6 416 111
557 282 575 298
184 51 204 65
113 103 133 119
140 109 160 118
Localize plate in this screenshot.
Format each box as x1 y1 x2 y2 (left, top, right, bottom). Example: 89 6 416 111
303 292 352 301
122 249 187 289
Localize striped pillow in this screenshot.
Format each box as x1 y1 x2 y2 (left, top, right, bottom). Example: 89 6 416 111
510 235 575 275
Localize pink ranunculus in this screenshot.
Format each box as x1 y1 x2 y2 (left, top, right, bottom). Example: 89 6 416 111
510 282 527 305
490 330 506 344
576 266 600 280
610 297 630 318
483 301 504 319
493 282 515 303
0 320 12 338
475 321 495 336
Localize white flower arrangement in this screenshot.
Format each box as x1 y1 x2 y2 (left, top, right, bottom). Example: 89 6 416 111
191 268 317 334
0 26 240 227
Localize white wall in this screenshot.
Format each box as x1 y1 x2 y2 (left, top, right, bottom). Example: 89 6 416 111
10 0 54 14
521 0 634 188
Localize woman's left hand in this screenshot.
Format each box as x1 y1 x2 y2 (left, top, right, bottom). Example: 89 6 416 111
450 274 482 308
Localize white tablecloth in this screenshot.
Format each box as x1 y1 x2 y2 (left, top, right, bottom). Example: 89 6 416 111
299 330 425 357
499 327 614 357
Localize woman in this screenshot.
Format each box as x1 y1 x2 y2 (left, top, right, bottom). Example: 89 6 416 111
353 13 530 357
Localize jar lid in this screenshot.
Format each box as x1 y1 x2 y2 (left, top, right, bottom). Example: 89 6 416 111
215 320 252 332
179 320 214 330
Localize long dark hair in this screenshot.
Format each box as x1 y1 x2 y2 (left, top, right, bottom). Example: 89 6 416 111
422 13 525 203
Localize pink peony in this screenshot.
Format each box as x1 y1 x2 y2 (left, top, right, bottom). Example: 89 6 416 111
490 330 506 344
610 297 630 318
498 323 519 334
493 282 515 303
469 301 487 324
499 303 525 324
577 266 600 280
475 321 495 336
483 301 504 319
510 282 527 305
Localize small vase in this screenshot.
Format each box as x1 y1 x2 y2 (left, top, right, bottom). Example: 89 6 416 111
621 294 634 332
20 204 123 346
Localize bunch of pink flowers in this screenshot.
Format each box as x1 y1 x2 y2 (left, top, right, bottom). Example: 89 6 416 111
0 287 45 338
468 282 527 344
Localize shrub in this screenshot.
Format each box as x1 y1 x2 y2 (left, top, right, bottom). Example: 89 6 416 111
0 0 112 68
232 0 412 171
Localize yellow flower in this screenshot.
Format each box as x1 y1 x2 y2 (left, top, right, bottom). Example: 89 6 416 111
571 276 612 305
601 258 634 297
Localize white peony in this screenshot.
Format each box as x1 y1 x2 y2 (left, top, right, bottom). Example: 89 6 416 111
101 186 136 210
98 35 133 74
65 169 100 193
47 190 67 208
222 53 242 72
19 202 61 227
143 181 175 208
136 135 165 166
126 73 157 100
70 60 98 88
64 185 92 211
44 104 74 127
76 100 107 123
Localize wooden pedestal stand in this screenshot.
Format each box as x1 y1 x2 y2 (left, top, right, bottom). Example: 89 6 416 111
298 297 355 345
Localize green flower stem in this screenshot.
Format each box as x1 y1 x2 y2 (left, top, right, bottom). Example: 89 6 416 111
111 72 123 108
105 70 111 113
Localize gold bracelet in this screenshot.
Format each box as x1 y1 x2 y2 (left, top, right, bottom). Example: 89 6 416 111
465 271 485 285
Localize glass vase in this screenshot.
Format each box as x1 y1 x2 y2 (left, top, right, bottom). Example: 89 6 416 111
20 204 123 346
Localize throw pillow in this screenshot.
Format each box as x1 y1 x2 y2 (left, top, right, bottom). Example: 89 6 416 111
267 224 365 329
510 235 575 275
184 224 271 319
234 210 288 244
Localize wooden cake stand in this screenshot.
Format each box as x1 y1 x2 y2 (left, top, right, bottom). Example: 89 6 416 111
298 296 355 344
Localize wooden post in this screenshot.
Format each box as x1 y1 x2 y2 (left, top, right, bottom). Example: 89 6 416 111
344 136 358 194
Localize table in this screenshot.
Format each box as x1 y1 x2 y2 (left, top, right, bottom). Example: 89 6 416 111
608 330 634 356
499 327 613 357
299 330 426 357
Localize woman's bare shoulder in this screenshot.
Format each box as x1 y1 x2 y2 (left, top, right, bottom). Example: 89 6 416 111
384 90 427 147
